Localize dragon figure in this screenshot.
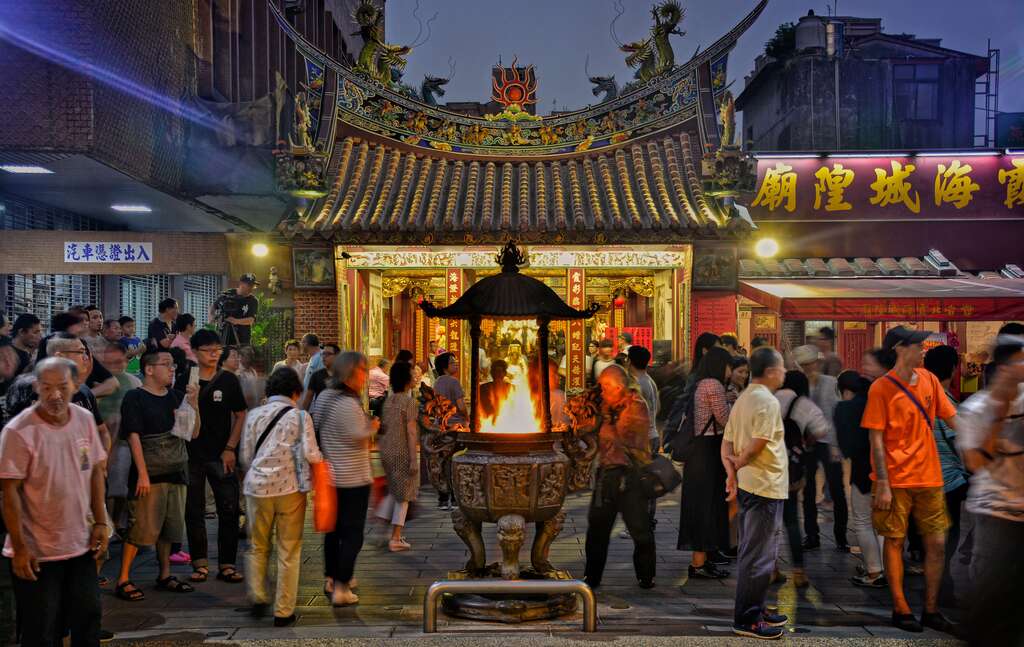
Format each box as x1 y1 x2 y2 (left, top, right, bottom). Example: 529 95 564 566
420 75 449 106
618 0 686 83
719 90 736 148
589 75 619 103
352 0 412 86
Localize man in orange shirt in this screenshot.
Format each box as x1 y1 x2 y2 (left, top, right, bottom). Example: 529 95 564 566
861 326 958 635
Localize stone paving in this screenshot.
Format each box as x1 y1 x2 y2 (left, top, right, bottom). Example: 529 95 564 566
101 486 966 644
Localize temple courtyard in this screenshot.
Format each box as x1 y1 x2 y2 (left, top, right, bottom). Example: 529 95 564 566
96 486 965 645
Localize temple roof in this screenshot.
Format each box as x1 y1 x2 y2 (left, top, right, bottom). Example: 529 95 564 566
280 131 753 244
270 0 767 158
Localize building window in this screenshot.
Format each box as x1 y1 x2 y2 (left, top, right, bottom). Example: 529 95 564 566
894 64 940 121
183 274 223 328
119 275 172 331
4 274 102 332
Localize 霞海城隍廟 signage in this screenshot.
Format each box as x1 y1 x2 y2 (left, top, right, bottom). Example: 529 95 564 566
63 242 152 263
748 154 1024 220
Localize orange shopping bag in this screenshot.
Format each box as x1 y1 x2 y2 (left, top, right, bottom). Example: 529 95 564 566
311 462 337 532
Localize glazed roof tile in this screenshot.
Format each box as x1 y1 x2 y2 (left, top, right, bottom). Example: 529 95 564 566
283 132 750 244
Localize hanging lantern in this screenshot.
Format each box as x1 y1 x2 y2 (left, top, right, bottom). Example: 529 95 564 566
613 295 626 307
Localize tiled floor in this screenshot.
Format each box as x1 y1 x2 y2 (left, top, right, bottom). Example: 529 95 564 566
100 487 967 643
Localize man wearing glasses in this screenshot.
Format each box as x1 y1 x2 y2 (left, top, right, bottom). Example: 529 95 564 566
115 350 200 601
182 329 248 585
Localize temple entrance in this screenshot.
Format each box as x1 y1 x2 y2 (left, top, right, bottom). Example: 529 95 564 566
335 246 693 392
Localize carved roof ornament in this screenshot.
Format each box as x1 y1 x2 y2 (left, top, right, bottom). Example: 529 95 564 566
496 241 527 274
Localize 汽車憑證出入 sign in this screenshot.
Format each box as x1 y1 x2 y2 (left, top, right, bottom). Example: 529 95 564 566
63 242 153 263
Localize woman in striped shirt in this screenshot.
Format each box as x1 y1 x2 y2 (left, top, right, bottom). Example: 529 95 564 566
310 351 377 607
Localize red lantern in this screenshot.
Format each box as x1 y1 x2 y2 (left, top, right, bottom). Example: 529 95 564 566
613 296 626 307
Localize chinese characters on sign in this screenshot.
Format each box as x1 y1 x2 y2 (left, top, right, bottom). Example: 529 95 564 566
445 268 463 380
64 242 153 263
749 155 1024 220
566 269 586 391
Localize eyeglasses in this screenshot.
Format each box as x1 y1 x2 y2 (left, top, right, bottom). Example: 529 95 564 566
153 362 177 370
57 350 87 357
197 347 223 355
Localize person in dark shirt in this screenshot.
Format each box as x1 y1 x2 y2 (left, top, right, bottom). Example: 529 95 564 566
300 343 339 411
35 309 88 363
115 350 199 600
210 274 259 347
0 336 19 400
11 314 42 377
833 370 884 588
148 298 179 353
184 329 248 585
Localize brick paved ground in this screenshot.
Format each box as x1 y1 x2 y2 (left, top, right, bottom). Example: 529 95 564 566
99 485 967 644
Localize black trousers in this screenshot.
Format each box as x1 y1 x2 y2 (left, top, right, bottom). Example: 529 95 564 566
584 467 656 586
940 482 968 599
324 485 370 584
802 443 848 544
782 488 803 567
967 514 1024 647
185 459 240 567
11 551 100 647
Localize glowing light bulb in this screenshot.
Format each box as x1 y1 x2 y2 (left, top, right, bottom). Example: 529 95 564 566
755 238 779 258
251 243 269 257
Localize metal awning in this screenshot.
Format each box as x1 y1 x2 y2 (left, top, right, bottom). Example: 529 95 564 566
740 278 1024 321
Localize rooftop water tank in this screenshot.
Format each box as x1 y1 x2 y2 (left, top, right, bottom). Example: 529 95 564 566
795 10 827 52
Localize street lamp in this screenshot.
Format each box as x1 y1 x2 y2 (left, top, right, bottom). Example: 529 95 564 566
755 238 779 258
251 243 269 257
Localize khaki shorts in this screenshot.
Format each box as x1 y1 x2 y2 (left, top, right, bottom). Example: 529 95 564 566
127 482 187 547
871 485 949 538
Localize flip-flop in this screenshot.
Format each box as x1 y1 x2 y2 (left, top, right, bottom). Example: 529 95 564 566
190 566 209 583
155 576 194 593
115 581 145 602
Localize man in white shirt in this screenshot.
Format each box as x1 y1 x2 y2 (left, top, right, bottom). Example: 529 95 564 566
721 347 789 640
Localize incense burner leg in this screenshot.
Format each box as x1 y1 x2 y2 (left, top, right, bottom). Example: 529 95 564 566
531 510 566 575
451 508 486 574
497 513 526 580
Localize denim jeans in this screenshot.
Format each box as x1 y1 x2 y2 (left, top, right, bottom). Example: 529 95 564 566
802 442 848 544
11 551 100 647
584 467 656 586
186 459 240 568
324 485 370 584
734 490 783 627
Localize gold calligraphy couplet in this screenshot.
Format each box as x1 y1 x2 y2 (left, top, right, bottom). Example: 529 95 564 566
752 162 797 213
813 164 854 212
566 269 586 391
999 159 1024 209
869 160 920 214
934 161 980 209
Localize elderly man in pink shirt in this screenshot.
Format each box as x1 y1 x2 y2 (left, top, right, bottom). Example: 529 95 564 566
0 357 109 645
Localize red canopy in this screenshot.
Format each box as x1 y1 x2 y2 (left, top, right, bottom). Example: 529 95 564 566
739 278 1024 321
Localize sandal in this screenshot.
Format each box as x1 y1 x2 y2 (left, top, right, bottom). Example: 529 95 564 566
155 576 194 593
217 566 244 583
115 581 145 602
98 576 111 587
190 566 209 583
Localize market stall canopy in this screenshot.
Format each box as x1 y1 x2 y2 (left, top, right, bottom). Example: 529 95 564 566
420 242 598 321
740 277 1024 321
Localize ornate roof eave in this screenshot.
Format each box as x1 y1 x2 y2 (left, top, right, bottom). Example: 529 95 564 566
278 130 756 244
268 0 768 157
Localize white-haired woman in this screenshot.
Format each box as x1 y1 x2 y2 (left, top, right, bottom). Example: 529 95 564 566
310 351 377 606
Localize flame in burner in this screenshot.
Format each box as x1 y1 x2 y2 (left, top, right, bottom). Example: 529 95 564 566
478 363 544 434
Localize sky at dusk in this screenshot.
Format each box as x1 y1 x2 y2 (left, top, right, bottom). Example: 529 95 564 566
386 0 1024 119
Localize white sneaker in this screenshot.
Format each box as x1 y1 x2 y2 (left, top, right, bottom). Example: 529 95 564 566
389 539 412 552
331 585 359 606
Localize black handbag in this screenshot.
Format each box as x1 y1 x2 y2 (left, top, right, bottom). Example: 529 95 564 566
636 454 682 499
140 432 188 477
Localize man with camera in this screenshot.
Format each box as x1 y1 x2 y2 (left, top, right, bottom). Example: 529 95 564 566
210 274 260 348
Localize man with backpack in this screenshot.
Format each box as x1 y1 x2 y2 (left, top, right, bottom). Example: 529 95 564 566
861 326 958 634
775 370 831 588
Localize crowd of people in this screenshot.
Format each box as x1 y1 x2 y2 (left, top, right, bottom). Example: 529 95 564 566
0 291 1020 644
